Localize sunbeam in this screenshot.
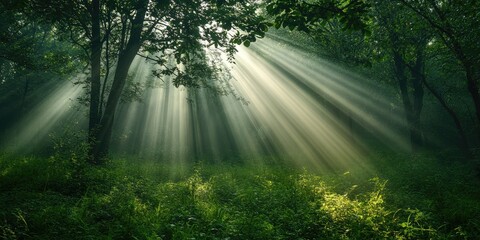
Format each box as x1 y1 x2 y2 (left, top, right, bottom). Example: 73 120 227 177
2 1 479 238
3 77 85 153
107 34 411 172
2 34 410 173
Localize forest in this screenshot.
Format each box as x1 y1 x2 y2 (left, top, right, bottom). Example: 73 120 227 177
1 0 479 239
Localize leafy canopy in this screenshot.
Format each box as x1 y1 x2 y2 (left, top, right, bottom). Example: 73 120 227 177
26 0 269 90
266 0 371 33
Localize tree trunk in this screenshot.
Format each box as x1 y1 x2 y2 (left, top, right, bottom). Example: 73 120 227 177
393 51 421 151
88 0 102 163
465 65 480 140
410 50 424 149
91 0 148 163
449 39 480 142
421 76 471 158
92 50 139 161
21 74 29 110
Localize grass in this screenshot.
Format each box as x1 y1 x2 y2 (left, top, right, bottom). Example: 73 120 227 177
0 150 479 239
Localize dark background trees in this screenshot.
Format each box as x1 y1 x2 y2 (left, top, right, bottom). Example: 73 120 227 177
0 0 79 147
265 0 479 159
399 0 480 142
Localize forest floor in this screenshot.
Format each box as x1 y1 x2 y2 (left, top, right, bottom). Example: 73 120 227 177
0 150 479 239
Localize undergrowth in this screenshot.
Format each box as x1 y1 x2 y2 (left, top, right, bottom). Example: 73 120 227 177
0 150 479 239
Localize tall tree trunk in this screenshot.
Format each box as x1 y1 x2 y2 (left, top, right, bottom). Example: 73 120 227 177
410 49 424 149
21 74 29 110
464 65 480 140
393 51 420 151
91 0 148 163
88 0 102 162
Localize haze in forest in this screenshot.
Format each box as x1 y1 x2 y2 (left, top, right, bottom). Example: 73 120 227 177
1 0 480 239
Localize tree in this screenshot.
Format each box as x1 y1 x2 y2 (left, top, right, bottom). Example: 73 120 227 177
370 1 430 151
266 0 472 154
0 1 78 142
24 0 268 163
0 1 78 80
266 0 429 151
266 0 371 33
398 0 480 141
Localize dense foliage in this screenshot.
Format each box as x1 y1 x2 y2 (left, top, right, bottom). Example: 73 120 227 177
1 151 479 239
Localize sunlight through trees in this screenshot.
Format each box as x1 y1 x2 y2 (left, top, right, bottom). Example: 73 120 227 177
1 0 480 238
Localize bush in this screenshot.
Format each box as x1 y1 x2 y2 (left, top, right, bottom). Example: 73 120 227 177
0 151 479 239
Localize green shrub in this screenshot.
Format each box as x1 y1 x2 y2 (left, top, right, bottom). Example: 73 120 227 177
0 151 479 239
